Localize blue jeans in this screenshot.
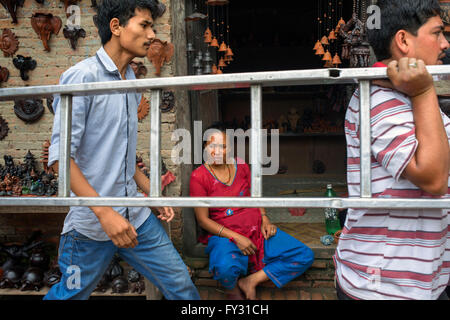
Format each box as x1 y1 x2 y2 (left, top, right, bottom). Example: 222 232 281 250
43 214 200 300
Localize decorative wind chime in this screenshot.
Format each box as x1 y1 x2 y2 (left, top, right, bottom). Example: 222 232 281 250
203 0 233 74
314 0 370 68
185 0 233 75
313 0 345 68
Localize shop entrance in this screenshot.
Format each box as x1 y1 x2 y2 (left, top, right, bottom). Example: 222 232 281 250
184 0 356 260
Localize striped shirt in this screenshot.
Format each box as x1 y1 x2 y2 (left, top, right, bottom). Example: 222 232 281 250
334 84 450 300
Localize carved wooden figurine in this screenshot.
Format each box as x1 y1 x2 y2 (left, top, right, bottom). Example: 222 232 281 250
146 39 174 76
31 13 62 52
0 29 19 57
63 25 86 50
0 0 24 24
13 55 36 81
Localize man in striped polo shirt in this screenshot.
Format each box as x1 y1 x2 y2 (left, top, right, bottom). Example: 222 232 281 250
334 0 450 300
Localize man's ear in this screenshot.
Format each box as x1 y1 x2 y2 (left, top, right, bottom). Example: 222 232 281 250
110 17 121 37
392 30 413 55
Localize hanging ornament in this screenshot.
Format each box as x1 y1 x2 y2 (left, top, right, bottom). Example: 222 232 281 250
210 36 219 47
328 30 336 41
225 45 233 58
185 0 207 22
322 50 332 61
186 42 195 54
203 50 213 74
320 35 329 45
218 41 227 52
211 64 218 74
218 57 226 68
204 27 212 43
313 40 321 51
332 53 342 65
336 17 345 32
315 43 325 55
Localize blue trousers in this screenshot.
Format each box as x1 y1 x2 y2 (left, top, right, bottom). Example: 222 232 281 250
44 213 200 300
206 229 314 290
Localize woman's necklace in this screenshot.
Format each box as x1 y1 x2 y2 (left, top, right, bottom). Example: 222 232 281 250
208 163 232 185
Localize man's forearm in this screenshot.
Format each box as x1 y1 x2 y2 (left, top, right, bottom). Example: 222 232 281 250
404 88 450 194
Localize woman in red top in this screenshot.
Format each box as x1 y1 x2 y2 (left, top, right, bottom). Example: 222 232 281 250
190 123 314 300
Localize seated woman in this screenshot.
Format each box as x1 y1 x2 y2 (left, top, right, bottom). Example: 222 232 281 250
190 122 314 300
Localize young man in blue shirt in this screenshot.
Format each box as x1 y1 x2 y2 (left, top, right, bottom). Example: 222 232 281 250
44 0 200 300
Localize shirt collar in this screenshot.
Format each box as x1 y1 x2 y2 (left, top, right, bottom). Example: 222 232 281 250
96 46 119 73
96 46 136 80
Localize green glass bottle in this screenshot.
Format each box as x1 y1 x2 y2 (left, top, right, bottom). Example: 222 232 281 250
324 184 341 235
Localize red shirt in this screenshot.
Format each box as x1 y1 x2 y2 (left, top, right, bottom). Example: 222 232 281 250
189 160 265 272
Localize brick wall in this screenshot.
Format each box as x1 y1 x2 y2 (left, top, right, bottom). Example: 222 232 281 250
0 1 185 250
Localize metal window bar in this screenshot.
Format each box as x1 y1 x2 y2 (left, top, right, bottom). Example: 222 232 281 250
0 66 450 210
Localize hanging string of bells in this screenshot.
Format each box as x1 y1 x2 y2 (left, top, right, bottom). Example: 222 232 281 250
203 0 231 74
314 0 345 68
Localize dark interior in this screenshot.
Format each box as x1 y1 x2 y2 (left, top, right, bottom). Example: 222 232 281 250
225 0 354 73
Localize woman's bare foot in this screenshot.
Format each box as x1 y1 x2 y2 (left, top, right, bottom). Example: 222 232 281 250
238 270 270 300
238 277 257 300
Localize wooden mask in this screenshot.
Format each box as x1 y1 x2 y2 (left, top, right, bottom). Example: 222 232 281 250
0 28 19 57
13 55 36 81
146 39 174 76
0 0 24 24
31 13 62 52
160 91 175 113
14 99 44 123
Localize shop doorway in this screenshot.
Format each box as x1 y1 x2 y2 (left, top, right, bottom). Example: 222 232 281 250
184 0 356 259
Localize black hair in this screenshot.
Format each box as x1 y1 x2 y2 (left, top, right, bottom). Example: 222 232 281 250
368 0 442 61
94 0 166 45
203 121 230 149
